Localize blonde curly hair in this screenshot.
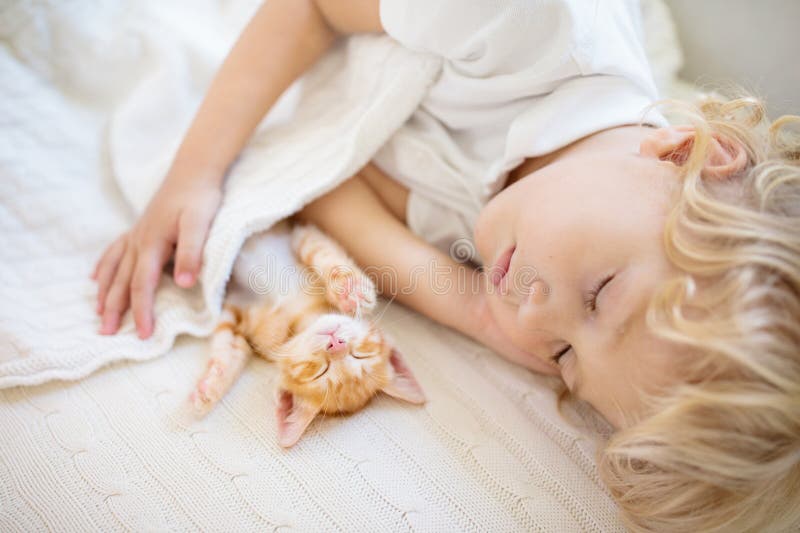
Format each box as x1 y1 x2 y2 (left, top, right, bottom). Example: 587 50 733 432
598 94 800 531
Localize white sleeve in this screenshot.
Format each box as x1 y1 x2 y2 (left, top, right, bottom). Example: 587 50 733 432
378 0 667 170
378 0 582 70
380 0 651 84
378 0 510 61
378 0 655 84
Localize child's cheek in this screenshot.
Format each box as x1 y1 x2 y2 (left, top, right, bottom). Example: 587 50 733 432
473 208 490 260
487 294 526 346
474 198 504 260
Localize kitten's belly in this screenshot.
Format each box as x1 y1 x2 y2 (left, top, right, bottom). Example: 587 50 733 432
230 220 301 304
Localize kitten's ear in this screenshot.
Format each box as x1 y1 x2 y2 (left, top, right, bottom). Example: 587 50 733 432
275 388 321 448
381 348 426 404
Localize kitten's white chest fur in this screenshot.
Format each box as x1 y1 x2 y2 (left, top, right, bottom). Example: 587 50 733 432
228 220 301 306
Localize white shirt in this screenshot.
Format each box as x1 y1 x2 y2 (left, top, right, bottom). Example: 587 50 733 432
371 0 667 263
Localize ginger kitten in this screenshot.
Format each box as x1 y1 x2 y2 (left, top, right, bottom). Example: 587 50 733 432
189 223 426 447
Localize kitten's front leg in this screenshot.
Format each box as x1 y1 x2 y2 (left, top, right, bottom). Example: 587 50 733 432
190 306 252 416
291 224 376 314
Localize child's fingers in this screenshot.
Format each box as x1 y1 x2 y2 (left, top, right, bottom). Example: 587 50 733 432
94 238 127 315
174 211 211 288
100 247 135 335
92 234 127 280
91 244 111 280
131 249 166 339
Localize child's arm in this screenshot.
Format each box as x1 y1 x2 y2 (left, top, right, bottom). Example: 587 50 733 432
93 0 382 339
296 171 561 377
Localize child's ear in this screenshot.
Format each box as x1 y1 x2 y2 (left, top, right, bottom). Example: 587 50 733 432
274 388 321 448
639 126 748 180
381 348 426 404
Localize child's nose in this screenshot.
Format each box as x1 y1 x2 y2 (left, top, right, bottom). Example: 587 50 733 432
517 280 557 327
326 335 347 354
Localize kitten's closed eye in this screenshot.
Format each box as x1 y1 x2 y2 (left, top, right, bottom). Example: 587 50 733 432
293 360 329 382
350 331 383 360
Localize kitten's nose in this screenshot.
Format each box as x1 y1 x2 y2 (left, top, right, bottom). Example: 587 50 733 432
326 335 347 355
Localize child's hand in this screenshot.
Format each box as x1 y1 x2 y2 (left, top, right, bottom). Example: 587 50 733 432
469 290 561 377
92 175 222 339
88 0 371 338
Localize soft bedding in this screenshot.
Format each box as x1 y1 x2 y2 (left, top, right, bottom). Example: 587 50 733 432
0 1 440 388
0 0 683 530
1 305 622 531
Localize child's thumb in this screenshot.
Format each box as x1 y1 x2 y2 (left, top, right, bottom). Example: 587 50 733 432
174 211 212 287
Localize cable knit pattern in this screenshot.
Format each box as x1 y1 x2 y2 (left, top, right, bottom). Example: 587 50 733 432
1 302 625 531
0 0 685 529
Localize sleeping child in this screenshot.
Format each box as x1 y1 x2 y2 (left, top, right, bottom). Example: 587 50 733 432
91 1 800 530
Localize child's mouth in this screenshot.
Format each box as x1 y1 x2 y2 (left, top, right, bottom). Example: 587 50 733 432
491 245 515 287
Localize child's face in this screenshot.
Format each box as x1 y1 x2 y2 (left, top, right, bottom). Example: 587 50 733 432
475 132 685 428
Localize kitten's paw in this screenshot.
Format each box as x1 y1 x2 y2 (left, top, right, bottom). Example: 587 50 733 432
289 223 321 260
189 359 227 416
327 267 376 315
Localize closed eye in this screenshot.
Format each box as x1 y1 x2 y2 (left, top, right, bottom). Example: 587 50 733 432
584 274 614 312
312 361 331 379
307 361 330 381
552 344 571 364
551 274 615 364
350 351 372 359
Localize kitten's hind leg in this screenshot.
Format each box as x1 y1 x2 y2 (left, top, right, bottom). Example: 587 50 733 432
291 223 376 314
190 306 252 417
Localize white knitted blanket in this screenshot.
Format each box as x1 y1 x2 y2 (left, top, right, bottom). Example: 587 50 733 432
0 1 441 388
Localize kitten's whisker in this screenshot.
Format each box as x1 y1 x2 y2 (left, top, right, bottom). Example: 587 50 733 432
319 385 331 425
371 294 397 325
370 314 415 329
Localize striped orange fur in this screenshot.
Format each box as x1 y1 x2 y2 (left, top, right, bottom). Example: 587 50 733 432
190 223 425 447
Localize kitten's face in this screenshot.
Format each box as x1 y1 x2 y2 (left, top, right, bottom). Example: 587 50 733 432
274 313 426 447
281 313 392 413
